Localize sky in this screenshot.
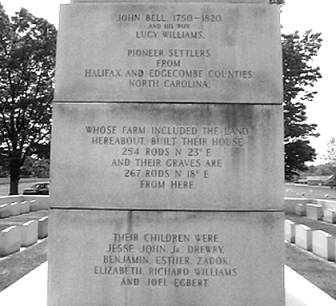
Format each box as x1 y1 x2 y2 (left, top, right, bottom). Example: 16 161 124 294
1 0 335 164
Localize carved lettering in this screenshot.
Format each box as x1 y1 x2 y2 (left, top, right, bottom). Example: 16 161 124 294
83 124 249 190
94 232 238 288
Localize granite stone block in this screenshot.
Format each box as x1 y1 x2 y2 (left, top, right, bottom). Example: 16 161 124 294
0 226 21 257
48 209 284 306
28 197 50 211
284 220 295 243
29 200 36 211
306 204 323 220
48 1 284 305
9 202 21 216
38 216 48 239
20 201 30 214
55 3 282 103
312 230 335 261
295 203 306 216
0 204 11 219
51 103 283 210
295 224 312 251
21 220 38 247
323 209 336 224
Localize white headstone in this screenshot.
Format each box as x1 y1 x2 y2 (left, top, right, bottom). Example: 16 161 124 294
285 219 295 243
312 230 335 261
306 204 323 220
295 224 312 251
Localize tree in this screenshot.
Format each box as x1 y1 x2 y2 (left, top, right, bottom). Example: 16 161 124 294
322 138 336 186
21 155 50 178
324 137 336 164
304 162 336 176
282 30 322 180
0 4 56 194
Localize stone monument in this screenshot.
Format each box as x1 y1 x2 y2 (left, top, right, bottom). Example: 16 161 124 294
48 0 284 305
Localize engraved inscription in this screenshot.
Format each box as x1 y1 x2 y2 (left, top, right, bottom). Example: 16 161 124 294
85 124 249 190
56 4 282 102
95 10 255 91
94 232 238 288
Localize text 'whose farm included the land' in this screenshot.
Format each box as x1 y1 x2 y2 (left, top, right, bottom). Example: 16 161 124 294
85 124 249 190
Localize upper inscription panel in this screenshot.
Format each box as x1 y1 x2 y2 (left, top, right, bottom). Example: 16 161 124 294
55 3 282 103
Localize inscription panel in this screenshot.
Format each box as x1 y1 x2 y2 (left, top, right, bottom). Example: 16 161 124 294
55 3 282 103
48 210 284 306
50 103 283 209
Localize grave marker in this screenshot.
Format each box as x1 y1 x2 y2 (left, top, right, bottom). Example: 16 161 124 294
306 204 323 220
295 224 312 251
312 230 335 261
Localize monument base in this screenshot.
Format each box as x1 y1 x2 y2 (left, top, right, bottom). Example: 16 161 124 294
1 262 335 306
48 209 284 306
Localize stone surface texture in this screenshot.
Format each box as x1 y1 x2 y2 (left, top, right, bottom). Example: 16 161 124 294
2 263 335 306
306 204 323 220
38 216 48 239
323 209 336 224
0 226 21 256
20 201 30 214
21 220 38 247
51 103 283 210
9 202 20 216
48 209 284 306
29 197 50 211
295 203 306 216
312 230 335 261
48 1 284 305
55 3 282 103
295 224 312 251
0 204 11 218
285 219 295 243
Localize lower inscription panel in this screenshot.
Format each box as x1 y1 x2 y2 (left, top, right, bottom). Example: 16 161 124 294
51 103 283 210
48 209 284 306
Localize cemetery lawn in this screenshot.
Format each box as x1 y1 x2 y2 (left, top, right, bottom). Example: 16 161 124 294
286 243 336 299
286 214 336 237
285 183 336 200
286 213 336 300
0 239 47 292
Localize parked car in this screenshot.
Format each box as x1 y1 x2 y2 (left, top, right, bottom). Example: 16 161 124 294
23 182 49 195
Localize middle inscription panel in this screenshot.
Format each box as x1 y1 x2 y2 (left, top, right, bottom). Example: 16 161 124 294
51 103 283 210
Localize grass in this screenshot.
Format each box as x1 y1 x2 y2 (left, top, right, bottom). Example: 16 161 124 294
285 212 336 300
0 239 47 292
286 243 336 299
0 211 49 291
285 183 336 200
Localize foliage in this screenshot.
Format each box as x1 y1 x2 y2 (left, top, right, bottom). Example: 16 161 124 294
324 137 336 164
282 30 322 180
285 140 316 179
303 163 336 177
21 156 49 178
0 4 56 194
